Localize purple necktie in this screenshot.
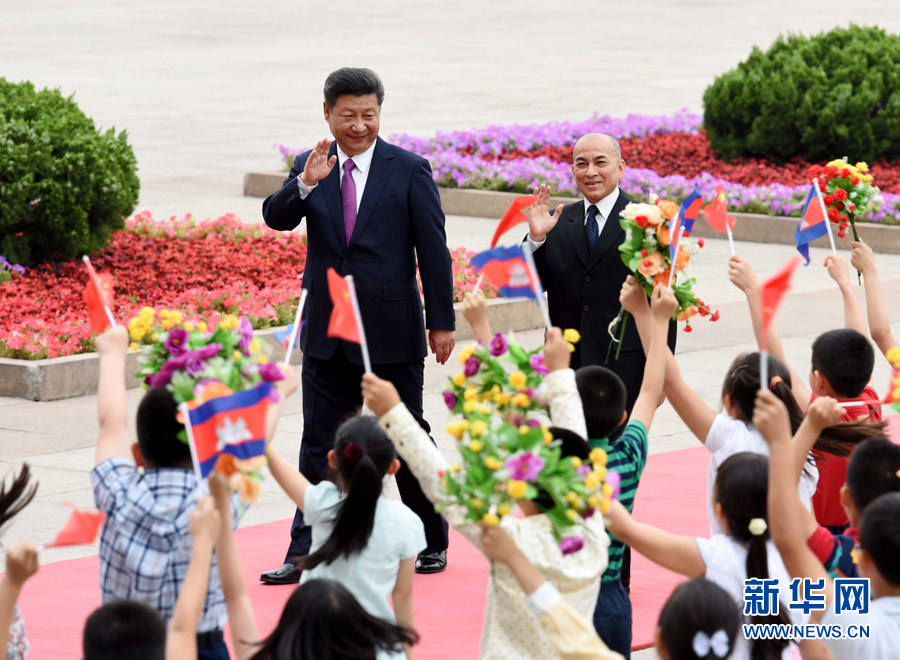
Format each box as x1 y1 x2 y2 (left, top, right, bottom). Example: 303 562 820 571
341 159 357 246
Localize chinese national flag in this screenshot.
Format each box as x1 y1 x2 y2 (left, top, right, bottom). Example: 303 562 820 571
82 260 115 333
704 184 737 233
45 505 104 547
490 196 536 247
326 268 361 343
760 257 802 350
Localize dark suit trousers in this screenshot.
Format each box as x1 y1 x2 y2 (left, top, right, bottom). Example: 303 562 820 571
284 343 449 564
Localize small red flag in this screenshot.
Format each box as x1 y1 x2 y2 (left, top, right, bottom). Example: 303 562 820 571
82 258 115 333
326 268 361 343
760 257 802 350
45 505 104 547
490 196 536 247
704 184 736 233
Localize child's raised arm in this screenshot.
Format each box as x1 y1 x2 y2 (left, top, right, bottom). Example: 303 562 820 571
0 541 38 655
461 289 492 346
604 499 705 578
392 557 416 660
628 285 678 431
264 365 299 444
851 240 898 357
753 391 834 622
824 254 867 336
165 496 221 660
729 256 812 411
542 327 587 440
622 277 717 442
94 326 133 465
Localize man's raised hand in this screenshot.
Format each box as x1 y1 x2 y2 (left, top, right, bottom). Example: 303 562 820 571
527 185 564 243
299 138 338 186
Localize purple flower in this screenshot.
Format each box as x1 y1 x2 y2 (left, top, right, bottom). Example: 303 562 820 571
0 256 24 274
607 470 621 499
464 355 481 377
505 452 545 481
527 418 541 427
489 333 508 357
443 391 457 410
559 536 584 555
577 464 591 477
150 343 223 387
164 328 189 356
239 317 253 352
529 354 549 375
259 363 284 382
186 357 205 377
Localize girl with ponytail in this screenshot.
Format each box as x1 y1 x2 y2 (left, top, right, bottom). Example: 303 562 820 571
266 416 425 660
605 452 806 660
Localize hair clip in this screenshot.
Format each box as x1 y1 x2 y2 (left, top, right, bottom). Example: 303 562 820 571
748 518 767 536
729 364 750 379
692 629 730 658
769 375 783 390
342 442 363 463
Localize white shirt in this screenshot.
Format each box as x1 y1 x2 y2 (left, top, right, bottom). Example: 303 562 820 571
822 595 900 660
295 141 376 212
525 188 620 252
704 415 818 536
696 534 807 660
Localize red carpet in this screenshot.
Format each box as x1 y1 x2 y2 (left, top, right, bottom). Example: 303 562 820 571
16 445 711 658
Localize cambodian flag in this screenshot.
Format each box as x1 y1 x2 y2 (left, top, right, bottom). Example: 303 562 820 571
274 321 304 349
470 245 537 299
678 185 703 234
186 382 272 477
795 184 830 265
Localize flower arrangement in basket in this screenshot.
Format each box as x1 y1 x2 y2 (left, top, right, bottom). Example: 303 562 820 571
441 330 620 554
128 307 284 502
608 200 718 358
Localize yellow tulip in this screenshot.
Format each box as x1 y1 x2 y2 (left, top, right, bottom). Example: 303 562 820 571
509 371 527 388
584 473 600 491
458 345 475 363
233 351 242 361
566 508 578 521
565 491 579 504
129 342 139 351
452 372 466 387
464 400 477 413
197 321 208 333
482 512 500 526
484 456 502 471
594 466 607 481
468 440 484 453
464 386 478 401
450 463 462 473
512 393 530 408
886 346 900 366
258 355 268 365
498 504 511 516
472 498 484 509
587 495 599 508
507 480 527 498
602 483 614 497
570 457 582 468
249 338 261 353
470 421 487 437
543 431 553 444
150 333 159 342
563 328 581 343
518 424 530 435
599 498 611 513
590 448 608 464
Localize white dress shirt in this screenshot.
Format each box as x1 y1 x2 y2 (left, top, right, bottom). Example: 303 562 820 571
525 187 620 252
295 141 376 212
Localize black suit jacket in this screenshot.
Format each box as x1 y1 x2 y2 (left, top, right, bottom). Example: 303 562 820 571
532 192 677 406
262 137 455 365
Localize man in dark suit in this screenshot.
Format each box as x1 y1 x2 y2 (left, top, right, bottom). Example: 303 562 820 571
525 133 676 414
260 68 455 583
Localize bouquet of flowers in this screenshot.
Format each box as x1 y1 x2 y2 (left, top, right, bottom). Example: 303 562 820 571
608 199 718 359
441 330 619 554
128 307 283 502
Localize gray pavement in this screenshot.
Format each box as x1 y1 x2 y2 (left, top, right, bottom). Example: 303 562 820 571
3 3 900 657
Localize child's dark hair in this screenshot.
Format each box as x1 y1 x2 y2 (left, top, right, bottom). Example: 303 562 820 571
575 366 627 439
846 438 900 512
135 388 192 468
715 452 790 660
0 464 37 533
532 426 590 513
250 579 419 660
82 600 165 660
302 416 396 571
658 578 740 660
858 492 900 586
811 329 874 398
722 352 885 463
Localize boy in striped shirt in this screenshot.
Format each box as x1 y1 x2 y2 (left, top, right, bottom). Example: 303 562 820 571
576 284 675 659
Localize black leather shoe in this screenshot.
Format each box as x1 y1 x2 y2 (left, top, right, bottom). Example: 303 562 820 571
415 551 447 574
259 563 301 585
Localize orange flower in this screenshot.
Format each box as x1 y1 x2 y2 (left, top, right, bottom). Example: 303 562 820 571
653 269 671 287
677 307 698 322
636 252 664 278
195 380 233 403
657 224 670 247
215 454 238 476
231 473 261 504
655 199 679 220
675 246 690 270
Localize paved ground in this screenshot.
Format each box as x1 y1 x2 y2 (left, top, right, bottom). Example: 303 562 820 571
4 3 900 658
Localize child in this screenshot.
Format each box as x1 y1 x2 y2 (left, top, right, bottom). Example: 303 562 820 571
462 288 492 346
0 464 37 660
729 255 882 532
265 416 425 660
83 600 166 660
850 239 898 358
90 326 293 660
579 283 677 658
604 452 806 660
656 578 740 660
363 326 614 660
754 390 900 659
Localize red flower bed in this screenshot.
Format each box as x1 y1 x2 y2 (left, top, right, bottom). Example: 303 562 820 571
466 133 900 193
0 213 492 360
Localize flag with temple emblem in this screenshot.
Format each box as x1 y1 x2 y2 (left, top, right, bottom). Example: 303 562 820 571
678 185 703 234
760 257 802 351
489 196 536 247
470 245 538 299
327 268 362 343
82 258 115 333
185 381 272 478
795 184 830 265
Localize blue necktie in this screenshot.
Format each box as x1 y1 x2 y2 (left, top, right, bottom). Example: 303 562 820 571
585 204 599 252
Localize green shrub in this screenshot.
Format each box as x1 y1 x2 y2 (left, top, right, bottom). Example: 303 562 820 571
0 78 139 265
703 25 900 163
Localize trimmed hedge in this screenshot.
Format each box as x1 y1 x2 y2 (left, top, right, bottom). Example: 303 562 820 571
703 25 900 163
0 78 139 265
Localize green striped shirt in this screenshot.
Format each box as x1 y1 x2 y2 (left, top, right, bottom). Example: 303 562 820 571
589 420 648 583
